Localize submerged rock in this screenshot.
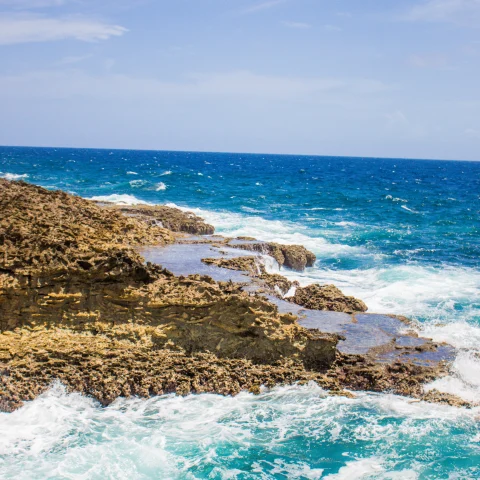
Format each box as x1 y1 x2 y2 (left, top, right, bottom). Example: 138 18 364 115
292 284 368 313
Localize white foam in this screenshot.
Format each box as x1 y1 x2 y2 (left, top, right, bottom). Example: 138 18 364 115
155 182 167 191
160 170 172 176
424 351 480 405
88 194 151 205
1 173 29 180
401 205 420 214
126 171 138 175
1 382 478 479
129 179 146 188
324 457 385 479
165 203 365 259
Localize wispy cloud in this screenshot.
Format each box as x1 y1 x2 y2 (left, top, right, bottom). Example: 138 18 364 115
0 14 128 45
408 53 449 68
405 0 480 26
0 0 66 7
0 69 390 101
464 127 480 138
281 20 311 29
322 24 342 32
241 0 286 15
57 53 93 65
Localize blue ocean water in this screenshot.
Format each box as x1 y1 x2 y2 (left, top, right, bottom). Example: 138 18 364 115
1 146 479 479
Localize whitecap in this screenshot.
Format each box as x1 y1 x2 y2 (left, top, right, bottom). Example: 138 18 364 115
129 180 146 188
1 173 29 180
126 171 138 175
401 205 420 214
88 194 151 205
155 182 167 191
160 170 172 176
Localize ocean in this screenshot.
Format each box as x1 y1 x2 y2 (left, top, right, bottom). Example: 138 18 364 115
1 146 479 479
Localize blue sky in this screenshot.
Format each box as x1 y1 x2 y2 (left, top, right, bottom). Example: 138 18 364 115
0 0 479 160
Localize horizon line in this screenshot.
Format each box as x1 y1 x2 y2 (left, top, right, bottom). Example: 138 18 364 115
0 143 478 163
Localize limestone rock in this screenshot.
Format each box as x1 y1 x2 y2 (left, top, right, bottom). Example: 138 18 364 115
102 204 215 235
292 284 368 313
231 241 316 272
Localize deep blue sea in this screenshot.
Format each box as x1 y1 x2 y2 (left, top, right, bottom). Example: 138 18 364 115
1 146 479 479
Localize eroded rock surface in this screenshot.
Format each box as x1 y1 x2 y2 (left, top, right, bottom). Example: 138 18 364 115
232 241 316 272
0 180 338 411
292 284 368 313
0 180 463 410
102 204 215 235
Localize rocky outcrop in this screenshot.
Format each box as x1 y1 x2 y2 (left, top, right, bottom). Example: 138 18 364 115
231 241 316 272
201 257 368 313
291 284 368 313
0 180 338 411
0 179 174 278
202 256 298 296
0 180 461 410
101 204 215 235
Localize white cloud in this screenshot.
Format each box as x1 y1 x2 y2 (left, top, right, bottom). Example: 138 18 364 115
464 127 480 138
406 0 480 26
0 14 128 45
57 53 93 65
408 53 449 68
0 69 390 102
322 24 342 32
281 21 311 29
0 0 66 7
385 110 409 126
241 0 286 15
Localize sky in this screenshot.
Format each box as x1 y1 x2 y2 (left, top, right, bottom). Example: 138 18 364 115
0 0 479 161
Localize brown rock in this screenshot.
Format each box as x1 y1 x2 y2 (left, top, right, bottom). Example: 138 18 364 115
292 284 368 313
231 241 316 272
102 204 215 235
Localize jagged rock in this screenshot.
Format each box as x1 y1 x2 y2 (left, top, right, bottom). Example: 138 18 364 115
0 179 173 278
231 241 316 272
202 256 298 296
0 180 338 410
292 284 368 313
0 179 460 411
102 204 215 235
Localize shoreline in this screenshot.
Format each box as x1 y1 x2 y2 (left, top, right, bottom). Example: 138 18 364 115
0 179 471 411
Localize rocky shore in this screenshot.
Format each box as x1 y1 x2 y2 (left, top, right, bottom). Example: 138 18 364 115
0 179 468 411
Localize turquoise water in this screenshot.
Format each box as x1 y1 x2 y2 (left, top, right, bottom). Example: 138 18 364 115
1 147 479 479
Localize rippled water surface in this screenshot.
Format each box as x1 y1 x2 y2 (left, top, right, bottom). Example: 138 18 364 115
1 147 479 478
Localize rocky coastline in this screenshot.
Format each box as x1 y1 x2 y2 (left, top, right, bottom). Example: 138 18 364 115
0 179 468 411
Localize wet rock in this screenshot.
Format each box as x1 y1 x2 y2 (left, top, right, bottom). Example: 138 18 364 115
231 241 316 272
0 180 339 410
292 284 368 313
0 179 460 411
202 256 298 296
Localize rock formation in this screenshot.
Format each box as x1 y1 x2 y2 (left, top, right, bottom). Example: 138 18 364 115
232 241 316 272
0 180 462 411
291 284 368 313
101 204 215 235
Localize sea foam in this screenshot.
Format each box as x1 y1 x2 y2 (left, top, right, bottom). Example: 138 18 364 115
1 173 29 180
1 382 478 479
88 194 152 205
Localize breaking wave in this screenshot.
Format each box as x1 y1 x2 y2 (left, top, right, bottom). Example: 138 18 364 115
1 173 29 180
88 194 152 205
1 382 478 479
